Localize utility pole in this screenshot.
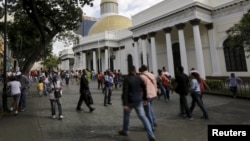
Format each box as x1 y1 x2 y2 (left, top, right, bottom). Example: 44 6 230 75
2 0 8 112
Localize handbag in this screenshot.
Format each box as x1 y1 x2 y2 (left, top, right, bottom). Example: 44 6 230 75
87 94 94 105
53 82 62 98
85 90 93 105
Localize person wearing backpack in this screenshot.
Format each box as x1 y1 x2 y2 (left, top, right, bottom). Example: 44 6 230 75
162 72 170 101
189 72 209 120
173 66 193 120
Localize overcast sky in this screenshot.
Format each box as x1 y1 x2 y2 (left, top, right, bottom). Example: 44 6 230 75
53 0 163 55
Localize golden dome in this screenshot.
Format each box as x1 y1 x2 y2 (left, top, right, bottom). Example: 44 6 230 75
88 15 131 35
101 0 118 4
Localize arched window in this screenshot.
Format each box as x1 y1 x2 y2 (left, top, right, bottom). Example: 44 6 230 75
223 39 247 71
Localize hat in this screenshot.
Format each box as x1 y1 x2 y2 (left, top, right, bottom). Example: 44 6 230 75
16 71 22 76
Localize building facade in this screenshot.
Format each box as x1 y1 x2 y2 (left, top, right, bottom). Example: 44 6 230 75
61 0 250 78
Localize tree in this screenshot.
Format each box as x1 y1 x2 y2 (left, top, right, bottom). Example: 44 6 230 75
227 9 250 58
4 0 94 75
41 54 60 71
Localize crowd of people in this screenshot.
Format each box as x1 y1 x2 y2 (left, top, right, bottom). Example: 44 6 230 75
3 65 244 141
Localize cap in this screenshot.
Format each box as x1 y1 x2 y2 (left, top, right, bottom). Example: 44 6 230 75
16 71 22 76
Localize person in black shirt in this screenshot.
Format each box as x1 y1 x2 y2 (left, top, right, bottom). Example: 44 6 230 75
118 66 156 141
174 66 193 120
76 69 95 112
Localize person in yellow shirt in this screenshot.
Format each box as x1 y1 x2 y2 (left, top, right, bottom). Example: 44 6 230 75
37 79 44 97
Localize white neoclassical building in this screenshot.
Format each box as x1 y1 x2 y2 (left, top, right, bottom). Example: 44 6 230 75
60 0 250 78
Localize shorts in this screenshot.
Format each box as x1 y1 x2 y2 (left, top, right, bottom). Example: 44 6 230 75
230 86 237 93
13 94 21 103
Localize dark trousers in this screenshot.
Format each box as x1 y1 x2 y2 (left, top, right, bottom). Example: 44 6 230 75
98 80 103 89
77 92 92 110
179 94 192 118
190 92 208 118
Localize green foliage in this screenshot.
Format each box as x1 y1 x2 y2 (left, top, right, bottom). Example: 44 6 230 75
227 9 250 58
41 54 60 70
205 79 224 90
1 0 94 74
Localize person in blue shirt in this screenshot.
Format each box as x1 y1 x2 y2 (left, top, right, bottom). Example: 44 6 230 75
189 72 209 120
226 73 243 98
104 70 113 106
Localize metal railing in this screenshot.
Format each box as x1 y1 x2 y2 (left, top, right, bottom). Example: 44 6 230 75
204 80 250 98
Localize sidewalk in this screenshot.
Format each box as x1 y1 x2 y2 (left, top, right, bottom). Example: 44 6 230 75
1 80 250 141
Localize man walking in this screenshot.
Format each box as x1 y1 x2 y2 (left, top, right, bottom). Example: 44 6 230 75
173 66 193 120
119 65 156 141
16 71 30 112
76 69 95 112
139 65 158 130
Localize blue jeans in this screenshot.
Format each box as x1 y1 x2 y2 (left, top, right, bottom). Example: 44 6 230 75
104 86 112 105
19 89 27 109
144 98 156 129
190 92 208 118
164 86 170 100
123 102 155 139
50 98 63 116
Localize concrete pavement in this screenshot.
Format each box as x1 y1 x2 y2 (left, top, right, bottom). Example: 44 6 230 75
0 80 250 141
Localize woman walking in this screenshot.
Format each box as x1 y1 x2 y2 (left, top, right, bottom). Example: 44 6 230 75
189 72 209 120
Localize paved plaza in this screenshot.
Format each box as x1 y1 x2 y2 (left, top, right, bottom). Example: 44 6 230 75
1 80 250 141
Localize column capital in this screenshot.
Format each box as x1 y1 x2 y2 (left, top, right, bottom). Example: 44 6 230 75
175 23 185 30
92 48 97 52
140 34 147 40
133 37 139 42
205 23 213 30
148 32 157 38
190 19 201 26
104 46 109 49
163 27 172 33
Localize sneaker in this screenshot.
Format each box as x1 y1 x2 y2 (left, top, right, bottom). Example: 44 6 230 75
59 115 64 119
52 115 56 119
118 130 128 136
20 108 25 112
14 111 18 116
90 108 95 113
9 107 13 112
187 117 193 120
149 138 156 141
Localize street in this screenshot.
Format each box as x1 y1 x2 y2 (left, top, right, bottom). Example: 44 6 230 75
1 80 250 141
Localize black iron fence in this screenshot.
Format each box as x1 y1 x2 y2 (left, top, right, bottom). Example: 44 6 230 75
204 79 250 98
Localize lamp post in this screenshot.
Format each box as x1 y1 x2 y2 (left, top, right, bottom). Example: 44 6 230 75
2 0 8 112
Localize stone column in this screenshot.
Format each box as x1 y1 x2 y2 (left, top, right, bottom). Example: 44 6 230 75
149 32 158 74
163 27 175 77
82 51 86 69
190 19 206 79
65 59 70 70
104 47 109 71
92 49 97 72
140 34 148 66
74 53 77 70
206 23 220 76
176 23 189 74
133 37 140 71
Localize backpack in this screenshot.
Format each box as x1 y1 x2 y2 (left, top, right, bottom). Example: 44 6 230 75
200 79 205 92
161 75 169 87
